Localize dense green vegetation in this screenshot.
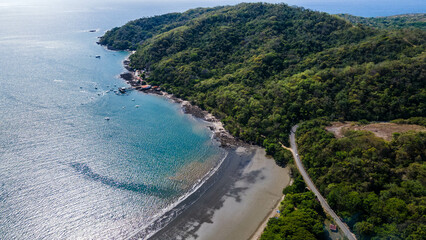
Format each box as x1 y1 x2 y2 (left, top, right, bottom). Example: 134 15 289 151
264 139 293 167
261 175 326 240
101 4 425 239
100 3 425 156
391 117 426 127
336 13 426 30
296 119 426 239
99 7 224 50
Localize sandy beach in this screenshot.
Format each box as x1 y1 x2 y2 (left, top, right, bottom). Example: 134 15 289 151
120 58 291 240
131 146 290 240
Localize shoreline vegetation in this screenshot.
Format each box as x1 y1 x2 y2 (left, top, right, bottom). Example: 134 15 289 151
120 54 291 240
148 147 290 240
121 56 240 148
99 2 425 239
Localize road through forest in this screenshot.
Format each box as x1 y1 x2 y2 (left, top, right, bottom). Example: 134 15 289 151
288 125 357 240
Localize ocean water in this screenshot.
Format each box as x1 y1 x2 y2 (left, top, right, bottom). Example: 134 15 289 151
0 0 423 239
0 1 227 239
283 0 425 17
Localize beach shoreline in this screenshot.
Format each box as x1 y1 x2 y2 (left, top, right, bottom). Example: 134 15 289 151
120 55 239 148
249 177 293 240
119 55 291 240
133 146 290 240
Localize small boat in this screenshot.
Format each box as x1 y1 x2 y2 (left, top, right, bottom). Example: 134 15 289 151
135 105 140 108
89 29 97 32
141 85 151 90
131 99 135 101
104 117 110 121
118 87 126 93
95 55 101 59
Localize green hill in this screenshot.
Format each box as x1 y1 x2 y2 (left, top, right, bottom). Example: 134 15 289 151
100 4 425 238
100 3 425 148
336 13 426 30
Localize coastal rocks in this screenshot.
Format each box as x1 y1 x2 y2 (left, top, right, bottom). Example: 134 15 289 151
181 101 207 120
179 100 241 147
120 72 134 81
119 55 242 148
123 59 133 71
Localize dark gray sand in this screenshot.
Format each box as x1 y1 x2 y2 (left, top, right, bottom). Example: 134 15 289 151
132 146 290 240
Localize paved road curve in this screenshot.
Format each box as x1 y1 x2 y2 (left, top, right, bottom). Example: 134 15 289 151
289 125 357 240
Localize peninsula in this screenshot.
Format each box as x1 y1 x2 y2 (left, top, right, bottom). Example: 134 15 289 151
100 3 425 239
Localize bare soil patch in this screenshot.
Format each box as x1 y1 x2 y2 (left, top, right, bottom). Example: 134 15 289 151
326 122 426 141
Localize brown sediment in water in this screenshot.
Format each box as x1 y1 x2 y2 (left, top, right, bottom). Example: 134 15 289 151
142 147 290 240
168 160 217 189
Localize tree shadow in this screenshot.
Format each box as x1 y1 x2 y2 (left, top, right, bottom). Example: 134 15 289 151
146 147 267 240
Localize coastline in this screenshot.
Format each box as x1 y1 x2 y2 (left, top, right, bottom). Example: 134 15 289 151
249 178 293 240
140 147 290 240
119 54 291 240
120 55 238 148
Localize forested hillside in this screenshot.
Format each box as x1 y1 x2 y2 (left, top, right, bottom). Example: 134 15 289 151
100 3 425 154
99 6 224 50
336 13 426 30
100 3 426 239
295 119 425 239
261 175 326 240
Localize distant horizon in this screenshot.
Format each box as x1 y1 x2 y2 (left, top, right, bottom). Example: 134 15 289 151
1 0 425 17
282 0 425 17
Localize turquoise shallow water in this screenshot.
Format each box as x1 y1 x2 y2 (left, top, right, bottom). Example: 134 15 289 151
0 0 424 239
0 1 227 239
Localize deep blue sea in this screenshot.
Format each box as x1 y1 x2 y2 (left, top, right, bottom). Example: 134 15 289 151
0 0 424 239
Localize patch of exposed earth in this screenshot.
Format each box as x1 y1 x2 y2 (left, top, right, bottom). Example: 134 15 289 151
326 122 426 141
